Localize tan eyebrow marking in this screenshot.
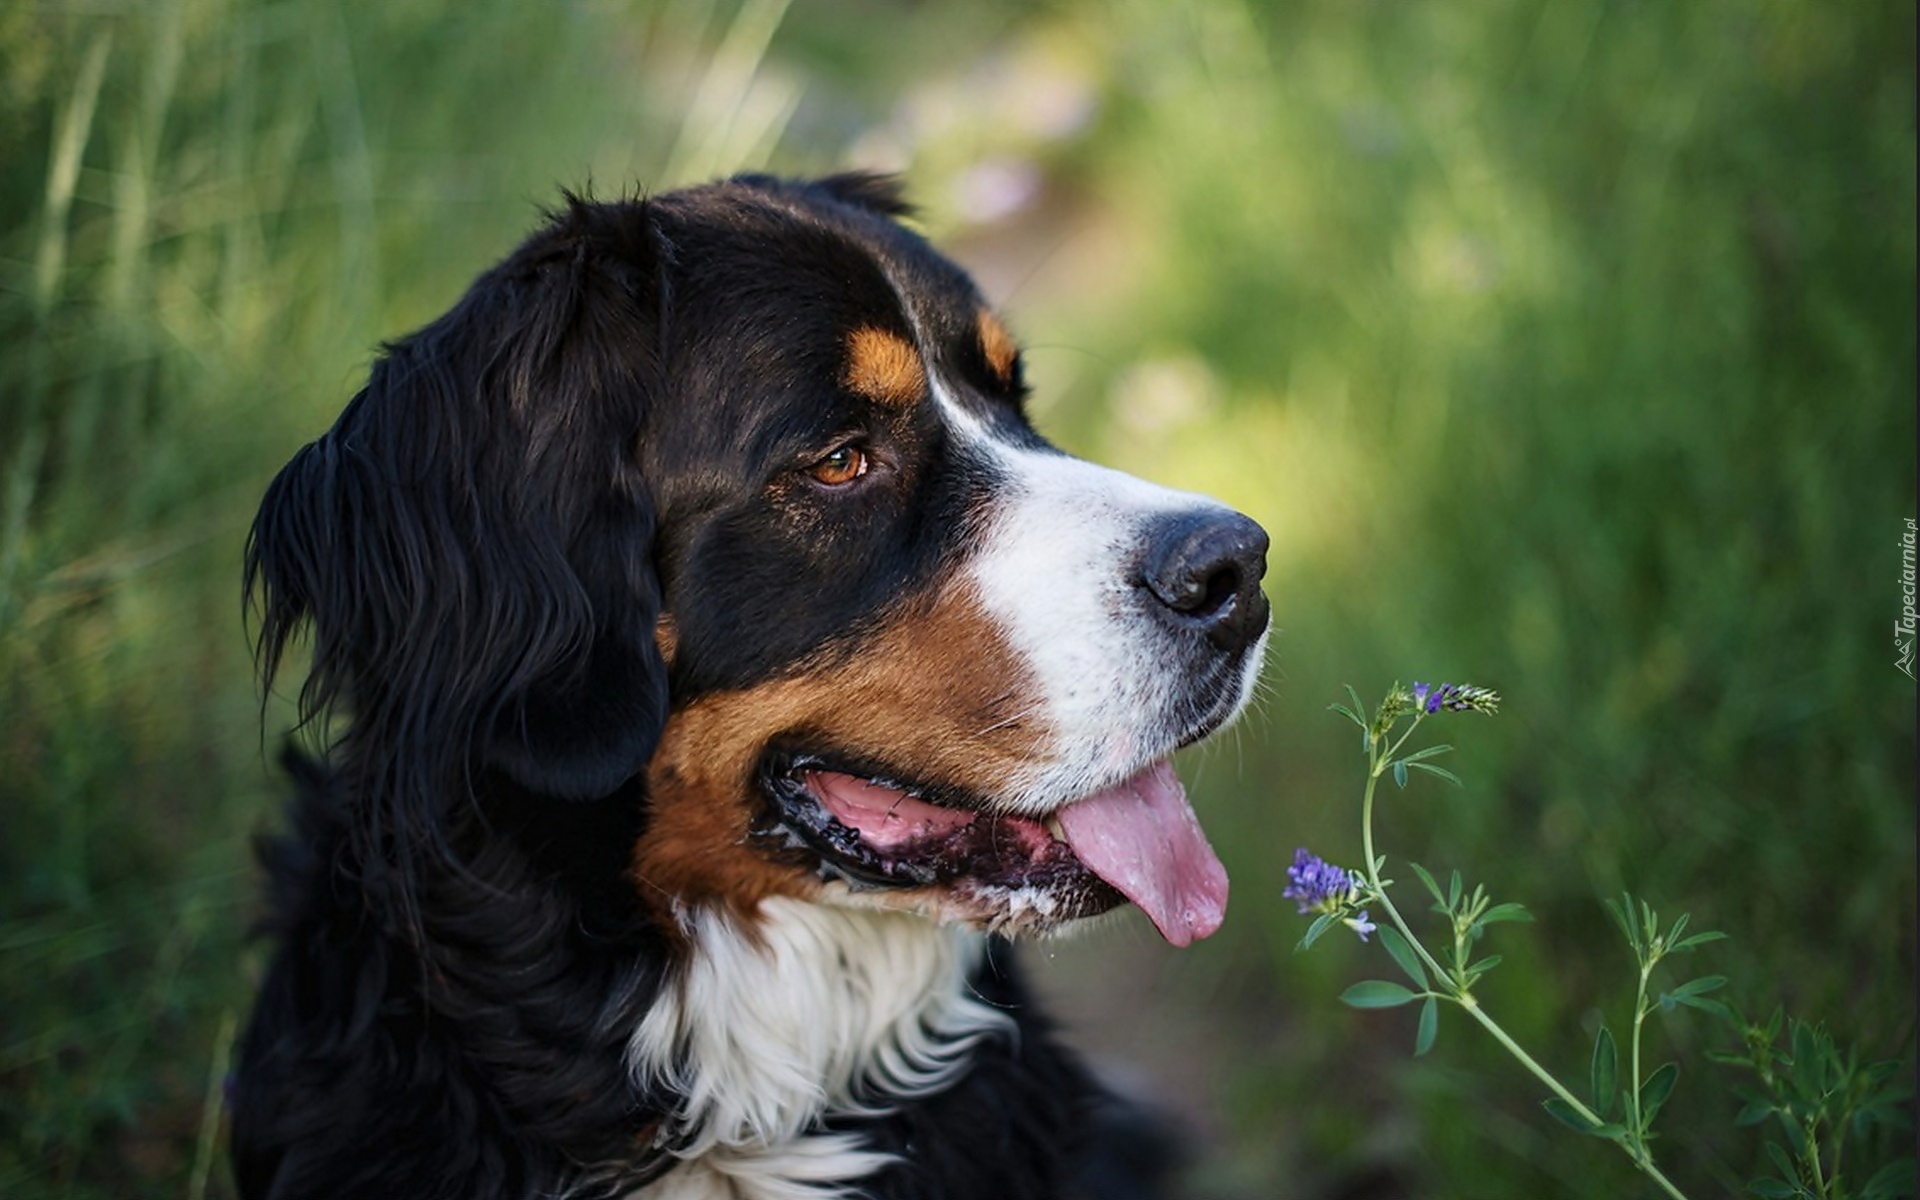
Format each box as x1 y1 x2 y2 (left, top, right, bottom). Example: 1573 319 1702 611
842 326 927 408
977 309 1019 388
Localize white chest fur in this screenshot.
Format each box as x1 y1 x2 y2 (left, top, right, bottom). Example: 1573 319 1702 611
627 899 1012 1199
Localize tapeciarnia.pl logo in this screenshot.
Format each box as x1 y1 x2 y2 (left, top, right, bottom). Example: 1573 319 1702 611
1899 517 1916 680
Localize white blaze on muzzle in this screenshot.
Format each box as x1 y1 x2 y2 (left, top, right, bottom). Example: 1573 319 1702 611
930 374 1267 945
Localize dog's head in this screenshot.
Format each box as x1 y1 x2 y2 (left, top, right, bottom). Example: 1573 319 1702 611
249 174 1268 947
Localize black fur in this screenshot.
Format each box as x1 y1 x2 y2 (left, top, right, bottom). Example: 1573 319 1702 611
234 177 1180 1199
833 946 1188 1200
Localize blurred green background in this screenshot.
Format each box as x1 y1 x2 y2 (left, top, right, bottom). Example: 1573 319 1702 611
1 1 1912 1197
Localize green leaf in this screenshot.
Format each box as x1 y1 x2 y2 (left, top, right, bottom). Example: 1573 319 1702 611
1606 894 1642 956
1376 925 1428 989
1861 1072 1916 1118
1540 1097 1597 1132
1463 954 1503 980
1297 911 1338 951
1666 912 1691 945
1765 1142 1801 1186
1344 684 1367 725
1479 902 1534 925
1328 702 1366 730
1862 1158 1918 1199
1539 1098 1622 1139
1790 1022 1823 1101
1855 1087 1916 1131
1639 1062 1680 1128
1590 1026 1618 1117
1674 930 1728 951
1735 1101 1773 1126
1414 996 1438 1056
1340 980 1419 1008
1747 1180 1800 1199
1392 759 1408 789
1668 975 1728 1003
1409 861 1447 909
1781 1116 1811 1156
1397 743 1454 764
1406 760 1464 786
1448 870 1462 909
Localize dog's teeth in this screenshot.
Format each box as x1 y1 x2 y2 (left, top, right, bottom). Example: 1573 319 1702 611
1044 816 1067 843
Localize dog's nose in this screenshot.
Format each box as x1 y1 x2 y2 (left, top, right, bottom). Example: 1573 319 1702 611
1139 510 1270 647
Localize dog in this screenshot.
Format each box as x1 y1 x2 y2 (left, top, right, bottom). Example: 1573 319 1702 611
232 173 1270 1200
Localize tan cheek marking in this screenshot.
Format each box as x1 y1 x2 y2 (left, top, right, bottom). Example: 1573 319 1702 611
654 614 679 665
632 584 1046 926
977 310 1018 389
842 326 927 408
635 742 819 940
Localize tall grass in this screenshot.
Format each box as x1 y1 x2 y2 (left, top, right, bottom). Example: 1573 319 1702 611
1 1 1911 1198
0 1 860 1193
1006 2 1916 1195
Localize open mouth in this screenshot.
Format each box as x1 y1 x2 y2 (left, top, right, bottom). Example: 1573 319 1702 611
756 749 1229 946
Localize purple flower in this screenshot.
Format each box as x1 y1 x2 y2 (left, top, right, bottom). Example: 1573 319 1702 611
1283 848 1359 913
1286 849 1377 944
1411 681 1500 715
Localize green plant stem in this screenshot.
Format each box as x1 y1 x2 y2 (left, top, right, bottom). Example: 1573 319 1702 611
1804 1116 1831 1200
1631 959 1652 1137
1825 1113 1844 1200
1359 719 1696 1200
1361 764 1452 990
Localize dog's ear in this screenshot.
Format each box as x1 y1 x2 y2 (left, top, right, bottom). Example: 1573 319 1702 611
807 171 913 218
247 196 671 828
731 170 915 220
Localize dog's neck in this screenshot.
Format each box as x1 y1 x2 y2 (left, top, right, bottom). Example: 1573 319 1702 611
628 899 1012 1196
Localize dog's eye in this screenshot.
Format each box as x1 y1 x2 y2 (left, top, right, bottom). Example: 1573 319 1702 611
807 444 869 487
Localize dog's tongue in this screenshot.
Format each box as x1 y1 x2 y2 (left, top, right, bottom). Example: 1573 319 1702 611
1054 759 1228 947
